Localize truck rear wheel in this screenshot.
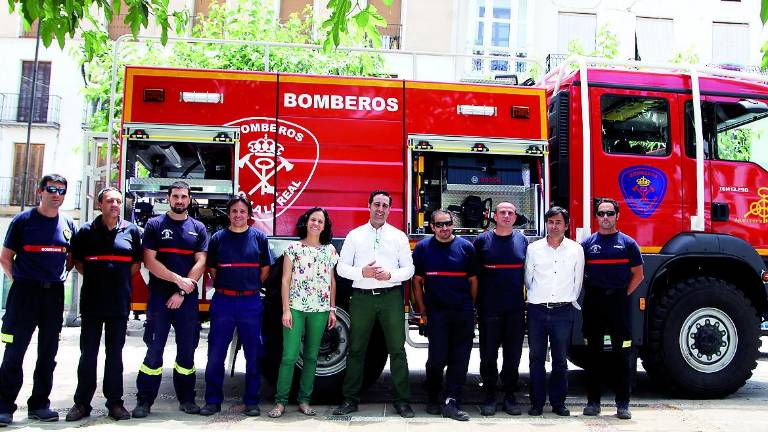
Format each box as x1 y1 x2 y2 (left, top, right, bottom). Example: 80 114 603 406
642 277 760 398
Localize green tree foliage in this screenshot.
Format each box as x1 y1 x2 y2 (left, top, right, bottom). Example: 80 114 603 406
76 0 385 146
567 24 619 59
717 128 754 161
9 0 390 61
670 46 700 65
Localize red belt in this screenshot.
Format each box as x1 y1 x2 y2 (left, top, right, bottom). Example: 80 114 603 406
158 248 194 255
85 255 132 262
426 272 467 277
483 264 523 269
23 245 66 253
215 288 259 296
586 259 630 265
218 263 260 268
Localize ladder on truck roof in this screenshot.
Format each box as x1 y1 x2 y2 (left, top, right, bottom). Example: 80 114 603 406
543 56 768 242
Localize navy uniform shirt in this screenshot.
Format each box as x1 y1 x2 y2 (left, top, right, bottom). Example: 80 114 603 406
71 215 142 318
142 214 209 297
3 208 76 282
207 226 272 292
413 236 477 312
473 230 527 314
581 231 643 291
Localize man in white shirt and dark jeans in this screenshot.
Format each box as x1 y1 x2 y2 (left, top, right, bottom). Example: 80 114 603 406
332 190 415 418
524 206 584 417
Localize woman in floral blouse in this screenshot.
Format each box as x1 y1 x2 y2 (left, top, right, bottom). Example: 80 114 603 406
268 207 338 418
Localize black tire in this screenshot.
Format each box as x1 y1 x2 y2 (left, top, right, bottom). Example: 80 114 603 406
641 277 761 398
261 256 388 403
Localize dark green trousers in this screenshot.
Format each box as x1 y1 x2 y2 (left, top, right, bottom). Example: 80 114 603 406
342 288 411 403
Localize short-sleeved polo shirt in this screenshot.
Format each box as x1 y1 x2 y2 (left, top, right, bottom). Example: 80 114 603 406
71 215 142 317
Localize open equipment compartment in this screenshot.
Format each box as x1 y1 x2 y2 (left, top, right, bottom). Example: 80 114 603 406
408 134 545 236
121 122 240 232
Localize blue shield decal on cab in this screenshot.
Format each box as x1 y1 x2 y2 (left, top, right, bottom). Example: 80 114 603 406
618 165 667 218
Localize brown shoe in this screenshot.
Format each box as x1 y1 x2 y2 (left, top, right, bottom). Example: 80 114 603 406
108 405 131 421
65 404 91 422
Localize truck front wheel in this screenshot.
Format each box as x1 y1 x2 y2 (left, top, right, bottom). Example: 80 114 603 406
642 277 760 398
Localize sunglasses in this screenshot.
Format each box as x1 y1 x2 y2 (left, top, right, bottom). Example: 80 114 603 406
596 211 616 217
43 186 67 195
433 221 453 228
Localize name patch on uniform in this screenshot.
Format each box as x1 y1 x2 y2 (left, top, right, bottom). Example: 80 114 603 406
619 165 667 218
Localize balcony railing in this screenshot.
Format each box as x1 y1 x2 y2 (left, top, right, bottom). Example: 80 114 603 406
469 49 532 79
380 24 402 50
545 54 568 73
0 177 82 209
0 93 62 126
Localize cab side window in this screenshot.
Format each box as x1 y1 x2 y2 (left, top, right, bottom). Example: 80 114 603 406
686 100 768 171
600 94 671 156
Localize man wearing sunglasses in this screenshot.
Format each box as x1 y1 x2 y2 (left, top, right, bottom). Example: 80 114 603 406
65 187 142 422
581 198 644 420
0 174 76 425
473 202 527 416
412 210 477 421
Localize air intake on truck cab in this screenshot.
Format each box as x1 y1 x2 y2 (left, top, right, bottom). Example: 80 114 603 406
548 91 570 207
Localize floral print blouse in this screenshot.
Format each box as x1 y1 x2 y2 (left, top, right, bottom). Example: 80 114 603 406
285 241 338 312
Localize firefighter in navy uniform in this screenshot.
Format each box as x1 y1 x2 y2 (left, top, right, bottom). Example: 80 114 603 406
473 202 527 416
65 187 142 422
412 209 478 422
200 195 271 416
581 198 644 420
132 181 209 418
0 174 76 426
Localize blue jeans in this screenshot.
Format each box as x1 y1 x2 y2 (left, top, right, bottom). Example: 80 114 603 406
527 303 574 409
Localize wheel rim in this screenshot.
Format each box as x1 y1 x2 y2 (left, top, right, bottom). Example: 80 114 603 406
678 307 738 373
296 307 350 376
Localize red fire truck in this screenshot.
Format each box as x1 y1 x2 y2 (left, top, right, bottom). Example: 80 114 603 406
119 61 768 400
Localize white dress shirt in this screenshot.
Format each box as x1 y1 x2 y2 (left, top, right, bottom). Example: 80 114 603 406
337 222 415 289
525 236 584 308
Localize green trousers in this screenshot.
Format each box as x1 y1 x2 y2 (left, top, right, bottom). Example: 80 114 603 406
342 287 411 403
274 308 329 404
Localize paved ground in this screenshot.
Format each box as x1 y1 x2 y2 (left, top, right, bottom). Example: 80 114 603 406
2 323 767 431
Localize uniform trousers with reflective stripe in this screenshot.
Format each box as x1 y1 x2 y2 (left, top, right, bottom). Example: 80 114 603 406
582 287 636 406
204 293 263 406
0 279 64 414
74 316 128 409
136 290 200 406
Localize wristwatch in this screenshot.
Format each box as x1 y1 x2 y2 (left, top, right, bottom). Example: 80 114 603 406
178 289 187 296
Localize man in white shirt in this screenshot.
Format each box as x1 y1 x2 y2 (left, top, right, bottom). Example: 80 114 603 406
524 206 584 417
332 190 415 418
